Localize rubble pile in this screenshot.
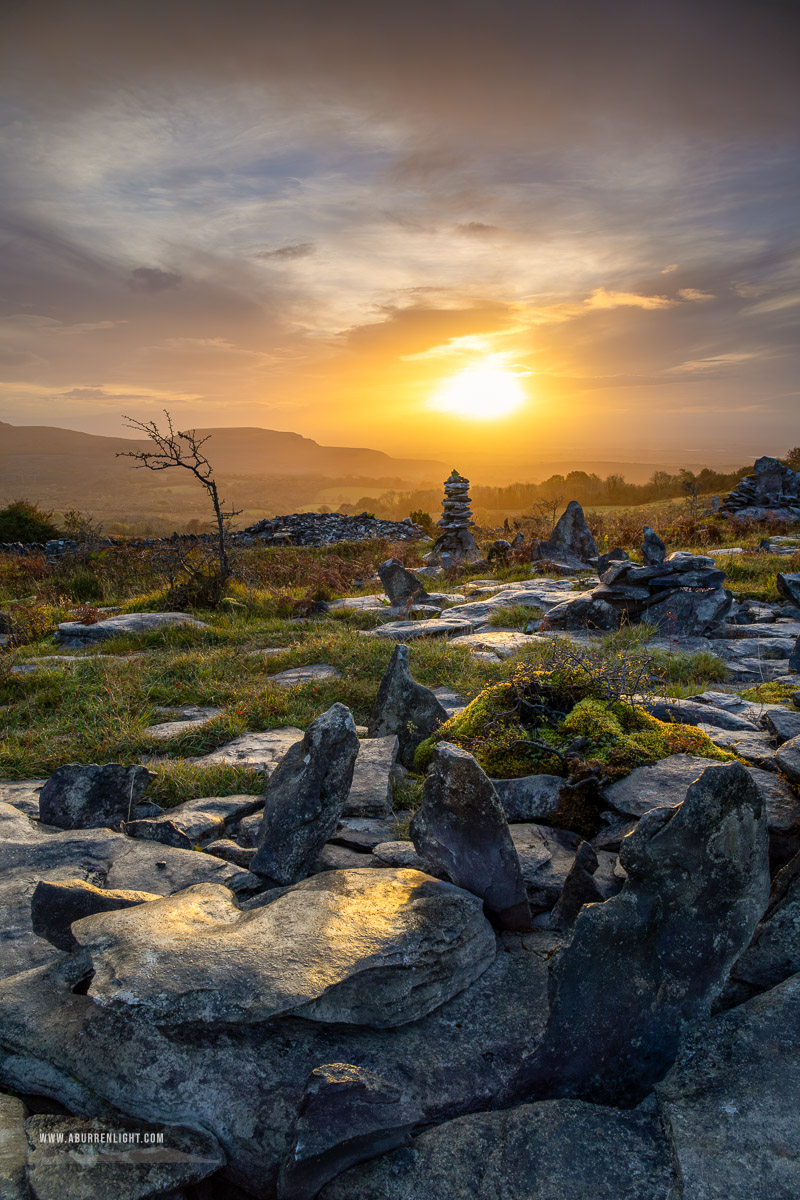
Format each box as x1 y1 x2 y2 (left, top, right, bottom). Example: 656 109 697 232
722 455 800 521
545 526 732 634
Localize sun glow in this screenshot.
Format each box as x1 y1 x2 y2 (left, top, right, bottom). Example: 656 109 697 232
430 361 527 420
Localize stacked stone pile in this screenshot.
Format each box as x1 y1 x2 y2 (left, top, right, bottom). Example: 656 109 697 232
722 455 800 521
427 471 481 566
545 526 732 634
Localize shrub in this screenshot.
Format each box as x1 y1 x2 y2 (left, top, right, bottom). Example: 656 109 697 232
0 500 62 543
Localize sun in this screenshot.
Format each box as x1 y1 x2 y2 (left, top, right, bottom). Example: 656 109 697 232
430 361 527 420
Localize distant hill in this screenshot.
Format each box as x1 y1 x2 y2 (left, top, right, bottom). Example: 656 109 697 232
0 421 445 483
0 420 449 528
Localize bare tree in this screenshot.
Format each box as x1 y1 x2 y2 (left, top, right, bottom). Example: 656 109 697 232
117 411 240 603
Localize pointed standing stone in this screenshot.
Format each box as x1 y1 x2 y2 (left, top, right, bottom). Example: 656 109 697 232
641 526 667 566
411 743 532 930
252 704 360 883
506 761 769 1106
367 645 448 769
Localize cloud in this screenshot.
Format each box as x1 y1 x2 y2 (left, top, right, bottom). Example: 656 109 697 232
585 289 675 311
455 223 499 237
128 267 183 292
254 243 315 261
55 386 151 401
678 288 715 302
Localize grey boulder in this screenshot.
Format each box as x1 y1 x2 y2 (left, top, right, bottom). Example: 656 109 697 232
278 1064 422 1200
30 879 161 952
507 762 769 1105
367 645 449 769
411 744 531 930
320 1098 673 1200
490 774 565 823
656 971 800 1200
777 572 800 608
728 850 800 994
252 704 360 883
342 736 398 817
38 764 154 830
72 869 496 1029
0 801 249 981
378 559 431 605
531 501 598 568
24 1114 224 1200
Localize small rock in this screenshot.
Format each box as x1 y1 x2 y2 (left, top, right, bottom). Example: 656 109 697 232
548 841 603 931
204 839 257 868
278 1064 422 1200
766 707 800 744
55 611 207 644
194 727 304 773
269 664 343 688
491 775 565 823
641 525 666 565
378 558 431 605
777 734 800 784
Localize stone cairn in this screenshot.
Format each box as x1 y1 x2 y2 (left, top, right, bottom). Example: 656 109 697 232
722 456 800 522
427 470 481 566
545 526 732 635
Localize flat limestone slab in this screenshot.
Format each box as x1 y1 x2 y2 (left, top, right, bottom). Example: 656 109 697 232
343 736 398 816
194 727 304 773
457 631 546 659
0 801 250 981
73 870 496 1029
0 779 45 819
56 612 207 643
603 754 799 832
362 618 473 641
143 705 224 740
268 664 342 687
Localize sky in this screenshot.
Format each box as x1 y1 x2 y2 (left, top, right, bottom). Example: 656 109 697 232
0 0 798 476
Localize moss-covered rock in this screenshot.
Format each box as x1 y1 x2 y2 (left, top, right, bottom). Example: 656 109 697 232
415 684 733 782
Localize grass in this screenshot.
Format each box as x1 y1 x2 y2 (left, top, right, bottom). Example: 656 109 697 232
740 681 799 706
486 604 544 629
2 520 797 804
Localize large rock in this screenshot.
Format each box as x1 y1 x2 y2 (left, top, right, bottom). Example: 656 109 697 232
410 744 531 931
342 736 398 817
252 704 360 883
56 611 207 644
278 1064 422 1200
656 972 800 1200
0 801 250 981
24 1114 224 1200
30 879 160 952
507 762 770 1106
367 645 449 769
38 764 154 830
378 559 431 606
123 793 262 848
72 870 496 1029
320 1098 673 1200
531 501 598 568
540 593 619 632
0 928 555 1198
643 587 733 636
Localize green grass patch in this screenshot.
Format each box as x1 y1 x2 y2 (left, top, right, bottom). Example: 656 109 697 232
740 680 800 706
487 604 543 629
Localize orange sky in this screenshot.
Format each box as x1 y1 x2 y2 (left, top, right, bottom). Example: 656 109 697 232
0 0 798 474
